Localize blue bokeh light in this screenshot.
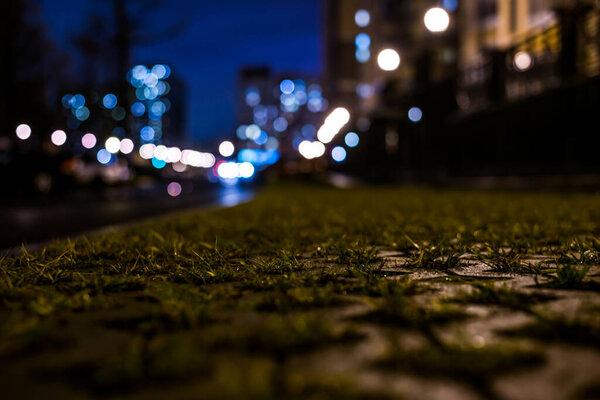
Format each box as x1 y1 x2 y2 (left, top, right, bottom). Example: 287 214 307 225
355 33 371 49
280 79 295 94
331 146 347 162
408 107 423 122
103 94 118 109
131 102 146 117
355 48 370 63
70 94 85 110
254 130 268 145
443 0 458 11
273 117 288 132
345 132 360 147
140 126 155 141
152 157 166 169
97 149 112 165
74 106 90 121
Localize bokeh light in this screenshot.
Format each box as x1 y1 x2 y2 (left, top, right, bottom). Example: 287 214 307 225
81 133 97 149
280 79 295 94
219 141 235 157
167 182 182 197
74 107 90 121
105 137 121 154
152 157 166 169
119 138 134 154
273 117 288 132
102 94 118 109
238 162 255 179
51 130 67 146
443 0 458 11
377 49 401 71
355 33 371 49
408 107 423 122
355 9 370 27
139 143 156 159
514 51 533 71
317 107 351 144
345 132 360 147
131 102 146 117
97 149 112 165
140 126 155 141
246 87 261 106
16 124 31 140
331 146 347 162
298 140 326 159
424 7 450 33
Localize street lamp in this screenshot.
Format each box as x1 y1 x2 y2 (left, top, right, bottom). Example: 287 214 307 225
424 7 450 33
377 49 401 71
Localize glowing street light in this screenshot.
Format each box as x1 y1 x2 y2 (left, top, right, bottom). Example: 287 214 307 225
50 130 67 146
424 7 450 33
219 141 235 157
377 49 401 71
16 124 31 140
513 51 533 71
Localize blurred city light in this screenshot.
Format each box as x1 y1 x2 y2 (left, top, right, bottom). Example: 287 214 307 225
280 79 295 94
50 130 67 146
140 126 156 141
74 107 90 121
331 146 347 162
167 147 182 163
16 124 31 140
131 102 146 117
102 94 118 109
119 138 134 154
355 33 371 49
238 162 255 178
356 83 374 98
238 149 279 166
154 145 168 161
246 87 261 106
81 133 97 149
105 137 121 154
97 149 112 165
298 140 326 159
408 107 423 122
424 7 450 33
273 117 288 132
377 49 401 71
443 0 458 12
514 51 534 71
152 157 166 169
345 132 359 147
70 94 85 109
219 141 235 157
354 9 370 27
139 143 155 159
167 181 182 197
317 107 351 144
217 162 238 179
245 124 261 140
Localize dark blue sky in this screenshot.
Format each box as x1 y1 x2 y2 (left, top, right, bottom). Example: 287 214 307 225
40 0 323 143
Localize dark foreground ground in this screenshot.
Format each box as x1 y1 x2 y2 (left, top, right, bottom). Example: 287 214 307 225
1 183 599 399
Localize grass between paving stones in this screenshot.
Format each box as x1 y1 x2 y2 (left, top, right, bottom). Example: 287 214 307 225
1 183 600 399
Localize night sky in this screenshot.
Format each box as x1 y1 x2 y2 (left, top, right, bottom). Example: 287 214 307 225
40 0 323 144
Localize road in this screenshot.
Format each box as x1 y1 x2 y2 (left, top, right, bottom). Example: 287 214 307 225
0 181 255 251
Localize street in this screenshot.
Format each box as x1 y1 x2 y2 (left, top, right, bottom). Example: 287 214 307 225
0 182 254 250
